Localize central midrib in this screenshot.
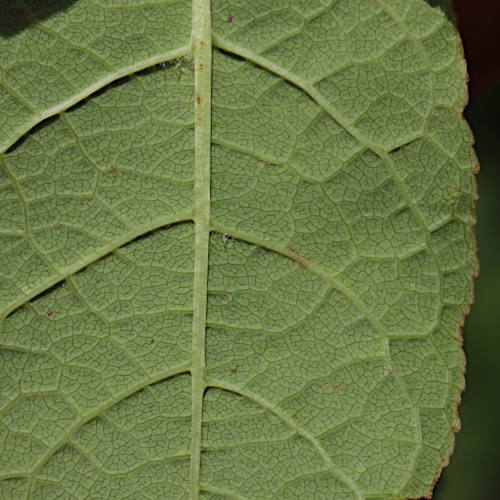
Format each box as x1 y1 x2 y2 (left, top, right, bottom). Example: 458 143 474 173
189 1 212 499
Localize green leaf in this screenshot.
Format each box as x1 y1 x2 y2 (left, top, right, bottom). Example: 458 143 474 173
0 0 477 499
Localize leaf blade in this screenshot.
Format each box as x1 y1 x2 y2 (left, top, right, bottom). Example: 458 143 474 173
0 1 476 499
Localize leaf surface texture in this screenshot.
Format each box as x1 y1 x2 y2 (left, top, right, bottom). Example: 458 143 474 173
0 0 476 499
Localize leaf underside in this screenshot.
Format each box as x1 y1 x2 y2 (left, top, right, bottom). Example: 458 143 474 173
0 0 477 499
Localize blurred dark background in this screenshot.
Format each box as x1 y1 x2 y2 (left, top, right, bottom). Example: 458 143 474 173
434 1 500 499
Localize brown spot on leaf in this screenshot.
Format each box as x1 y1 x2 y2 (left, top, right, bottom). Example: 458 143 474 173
285 246 311 269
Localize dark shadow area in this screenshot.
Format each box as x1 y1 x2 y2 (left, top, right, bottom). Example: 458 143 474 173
433 85 500 500
29 280 67 303
213 46 246 64
423 0 454 22
0 0 79 38
3 59 182 155
120 221 193 251
453 0 500 98
4 114 59 154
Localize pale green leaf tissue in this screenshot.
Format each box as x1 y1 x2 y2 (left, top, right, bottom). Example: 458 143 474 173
0 0 477 498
